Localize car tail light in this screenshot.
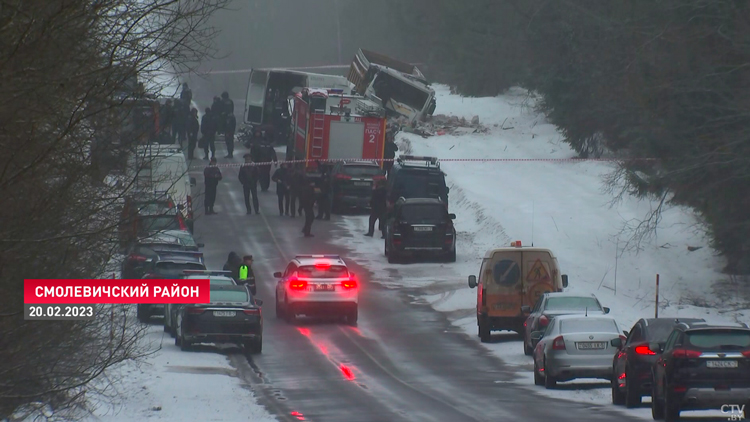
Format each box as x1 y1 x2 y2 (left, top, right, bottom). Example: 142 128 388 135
539 315 550 327
186 306 205 314
335 174 352 180
314 262 330 269
742 350 750 358
672 349 701 358
243 309 260 315
372 175 385 181
341 278 357 289
635 345 656 355
128 253 148 262
289 278 307 290
187 195 193 219
672 385 687 393
552 336 566 350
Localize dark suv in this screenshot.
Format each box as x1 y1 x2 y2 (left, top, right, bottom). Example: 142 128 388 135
121 230 204 279
119 193 189 249
329 160 386 213
384 198 456 263
386 156 448 212
136 251 206 323
651 321 750 421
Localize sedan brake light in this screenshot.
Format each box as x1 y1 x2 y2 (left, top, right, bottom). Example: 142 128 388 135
243 309 260 315
672 348 701 358
186 306 205 314
335 174 352 180
635 345 656 355
341 278 357 289
552 335 566 350
372 175 386 181
289 277 307 290
128 253 148 262
742 350 750 358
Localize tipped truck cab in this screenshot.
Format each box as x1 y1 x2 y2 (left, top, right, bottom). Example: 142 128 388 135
468 241 569 343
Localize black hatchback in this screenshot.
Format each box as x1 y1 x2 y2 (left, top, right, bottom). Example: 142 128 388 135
384 198 456 263
329 160 386 213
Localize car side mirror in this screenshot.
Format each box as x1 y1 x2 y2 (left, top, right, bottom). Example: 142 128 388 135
196 243 205 248
603 307 610 314
446 186 450 193
448 213 456 220
468 275 477 289
255 299 263 306
521 305 531 313
530 331 544 341
649 342 663 353
273 272 283 278
190 177 197 186
623 330 629 337
561 274 568 288
611 338 622 348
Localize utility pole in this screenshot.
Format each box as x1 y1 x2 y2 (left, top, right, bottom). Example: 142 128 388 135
334 0 342 64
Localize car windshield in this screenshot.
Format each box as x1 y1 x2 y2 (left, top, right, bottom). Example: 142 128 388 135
560 318 617 334
394 171 445 198
399 204 447 223
686 330 750 350
545 297 601 311
342 165 383 177
210 290 249 303
297 265 349 279
647 322 686 341
138 216 181 234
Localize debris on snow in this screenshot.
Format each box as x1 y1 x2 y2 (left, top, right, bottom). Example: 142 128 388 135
389 114 490 138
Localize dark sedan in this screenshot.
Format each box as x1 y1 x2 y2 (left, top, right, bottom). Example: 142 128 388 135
174 285 263 354
329 160 386 213
611 317 705 407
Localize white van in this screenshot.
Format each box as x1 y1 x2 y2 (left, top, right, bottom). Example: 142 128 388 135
128 145 196 231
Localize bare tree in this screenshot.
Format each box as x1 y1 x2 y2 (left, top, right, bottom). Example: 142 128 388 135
0 0 227 418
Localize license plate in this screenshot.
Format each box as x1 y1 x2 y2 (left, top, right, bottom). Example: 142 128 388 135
707 360 738 368
354 182 370 186
315 284 334 291
413 226 433 232
213 311 236 317
576 342 606 350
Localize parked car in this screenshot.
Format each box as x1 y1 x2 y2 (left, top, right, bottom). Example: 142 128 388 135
532 314 625 389
384 197 456 263
164 270 237 337
329 160 385 213
611 317 705 407
523 292 609 355
650 321 750 421
386 155 448 212
136 251 206 323
121 230 204 279
119 192 189 249
174 284 263 354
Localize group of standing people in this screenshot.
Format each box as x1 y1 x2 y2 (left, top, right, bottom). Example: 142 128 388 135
158 83 194 147
196 91 236 160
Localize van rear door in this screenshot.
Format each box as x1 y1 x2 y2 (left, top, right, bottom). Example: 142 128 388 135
484 251 524 317
245 69 269 125
521 250 558 307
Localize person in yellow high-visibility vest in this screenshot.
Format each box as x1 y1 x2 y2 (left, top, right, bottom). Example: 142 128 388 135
238 255 256 295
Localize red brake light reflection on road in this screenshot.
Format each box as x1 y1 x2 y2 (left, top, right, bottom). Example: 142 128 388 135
340 364 355 381
635 345 656 355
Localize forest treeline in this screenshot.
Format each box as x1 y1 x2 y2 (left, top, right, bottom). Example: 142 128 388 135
379 0 750 274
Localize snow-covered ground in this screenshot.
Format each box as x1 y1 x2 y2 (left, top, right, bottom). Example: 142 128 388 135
330 84 750 420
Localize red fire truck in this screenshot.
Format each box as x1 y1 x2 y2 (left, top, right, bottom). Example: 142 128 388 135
288 88 387 174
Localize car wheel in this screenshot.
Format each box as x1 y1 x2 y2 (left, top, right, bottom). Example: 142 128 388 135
479 318 491 343
136 304 149 323
347 307 358 326
625 368 642 408
284 298 295 324
543 357 557 389
523 336 534 356
387 249 399 264
245 338 262 354
178 323 191 351
651 379 664 420
612 370 626 405
533 360 544 386
275 293 284 319
446 249 456 263
664 389 680 422
384 238 389 257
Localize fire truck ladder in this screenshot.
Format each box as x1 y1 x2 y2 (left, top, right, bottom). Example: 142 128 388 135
311 112 325 158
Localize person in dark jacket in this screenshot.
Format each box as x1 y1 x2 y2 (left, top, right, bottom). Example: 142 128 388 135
221 91 234 121
288 166 306 218
203 157 222 214
238 153 260 214
271 163 290 216
172 99 187 146
180 82 192 105
384 137 399 175
365 179 387 238
225 112 236 158
187 108 199 160
212 96 224 133
159 99 174 143
201 107 217 160
256 142 277 192
223 251 242 280
316 169 331 220
298 176 316 237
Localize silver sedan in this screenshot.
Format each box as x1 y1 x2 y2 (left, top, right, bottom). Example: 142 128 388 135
532 314 625 389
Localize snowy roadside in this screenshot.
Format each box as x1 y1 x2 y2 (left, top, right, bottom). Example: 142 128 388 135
330 84 748 419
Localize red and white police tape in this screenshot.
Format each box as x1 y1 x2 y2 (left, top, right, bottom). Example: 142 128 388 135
188 157 658 170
